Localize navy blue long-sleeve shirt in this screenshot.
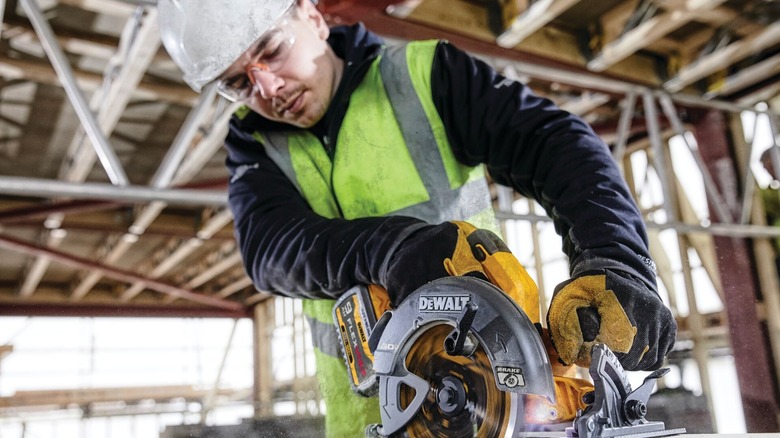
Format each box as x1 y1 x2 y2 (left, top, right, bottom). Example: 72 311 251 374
224 24 656 299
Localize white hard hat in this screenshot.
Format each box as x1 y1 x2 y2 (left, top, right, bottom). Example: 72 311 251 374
157 0 296 92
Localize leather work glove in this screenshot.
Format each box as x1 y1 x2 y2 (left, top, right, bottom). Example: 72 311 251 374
547 269 676 371
381 221 488 306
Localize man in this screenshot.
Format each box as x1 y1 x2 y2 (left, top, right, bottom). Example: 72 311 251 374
157 0 676 435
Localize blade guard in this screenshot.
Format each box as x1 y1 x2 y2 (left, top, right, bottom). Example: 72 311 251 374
371 276 556 435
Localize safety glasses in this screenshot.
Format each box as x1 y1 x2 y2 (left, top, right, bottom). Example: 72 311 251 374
215 3 297 102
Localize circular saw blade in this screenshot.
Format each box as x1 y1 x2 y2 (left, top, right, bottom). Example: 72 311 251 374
399 324 523 438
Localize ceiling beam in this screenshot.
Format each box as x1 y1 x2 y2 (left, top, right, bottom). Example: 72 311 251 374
183 251 242 290
216 276 253 299
0 55 197 106
738 81 780 106
9 23 119 60
705 57 780 99
559 92 611 115
57 0 137 17
587 0 727 72
664 21 780 93
496 0 581 48
163 247 243 305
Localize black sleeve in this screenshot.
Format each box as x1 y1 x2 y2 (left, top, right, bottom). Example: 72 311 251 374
224 116 427 299
431 42 657 290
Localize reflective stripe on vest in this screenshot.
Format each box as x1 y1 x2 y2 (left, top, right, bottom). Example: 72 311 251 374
304 314 342 358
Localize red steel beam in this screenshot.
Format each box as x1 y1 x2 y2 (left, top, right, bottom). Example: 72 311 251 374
692 108 780 432
318 0 657 89
0 302 250 318
0 233 245 312
0 199 121 223
4 221 235 240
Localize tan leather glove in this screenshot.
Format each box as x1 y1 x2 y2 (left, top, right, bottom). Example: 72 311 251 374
547 269 676 371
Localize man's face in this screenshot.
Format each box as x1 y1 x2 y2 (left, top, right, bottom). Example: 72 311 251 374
216 2 340 128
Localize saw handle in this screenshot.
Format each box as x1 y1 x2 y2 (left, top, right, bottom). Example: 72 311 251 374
449 222 541 325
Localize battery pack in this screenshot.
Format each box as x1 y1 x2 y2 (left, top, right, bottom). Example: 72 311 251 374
333 285 380 397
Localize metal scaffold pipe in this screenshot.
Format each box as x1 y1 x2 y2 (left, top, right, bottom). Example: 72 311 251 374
19 0 130 186
0 176 227 207
495 211 780 239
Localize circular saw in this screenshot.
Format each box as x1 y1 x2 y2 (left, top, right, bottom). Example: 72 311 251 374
364 276 556 437
332 223 682 437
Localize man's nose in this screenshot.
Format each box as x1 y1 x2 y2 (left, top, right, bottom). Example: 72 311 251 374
247 67 283 100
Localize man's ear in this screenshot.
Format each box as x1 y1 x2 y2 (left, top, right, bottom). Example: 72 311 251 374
299 0 329 40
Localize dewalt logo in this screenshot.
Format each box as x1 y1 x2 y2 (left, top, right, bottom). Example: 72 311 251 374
418 295 471 312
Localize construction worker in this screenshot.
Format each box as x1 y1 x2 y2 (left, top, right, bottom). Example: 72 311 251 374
157 0 677 435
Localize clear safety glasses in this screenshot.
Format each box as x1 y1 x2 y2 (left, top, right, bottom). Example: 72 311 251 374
215 5 297 102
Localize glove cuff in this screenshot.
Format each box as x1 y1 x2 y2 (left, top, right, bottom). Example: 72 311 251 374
377 221 430 286
571 255 658 295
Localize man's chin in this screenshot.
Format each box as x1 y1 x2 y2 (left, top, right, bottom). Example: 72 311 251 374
283 109 325 129
284 116 317 129
246 104 323 129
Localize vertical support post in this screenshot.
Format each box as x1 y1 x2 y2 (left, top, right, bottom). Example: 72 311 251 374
749 180 780 408
200 318 238 424
677 234 718 427
739 112 761 224
643 91 677 219
253 299 275 417
292 299 301 414
691 108 780 432
527 200 547 314
612 90 637 169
